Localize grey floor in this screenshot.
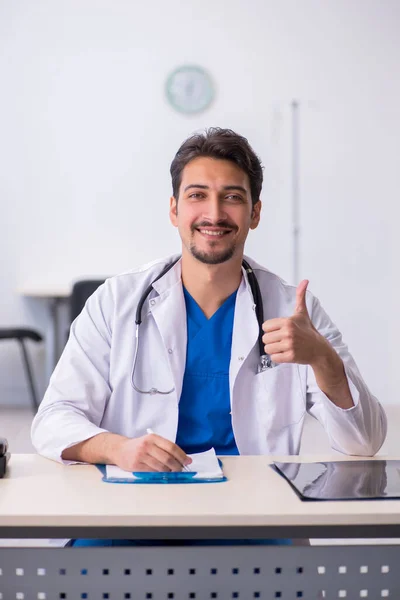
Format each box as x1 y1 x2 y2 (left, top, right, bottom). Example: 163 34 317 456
1 405 399 547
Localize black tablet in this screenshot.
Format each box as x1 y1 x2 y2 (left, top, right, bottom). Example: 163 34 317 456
273 460 400 501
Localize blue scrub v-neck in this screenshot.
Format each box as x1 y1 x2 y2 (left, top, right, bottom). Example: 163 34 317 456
175 287 239 455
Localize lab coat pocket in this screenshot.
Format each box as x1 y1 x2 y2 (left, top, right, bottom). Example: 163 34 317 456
257 363 305 431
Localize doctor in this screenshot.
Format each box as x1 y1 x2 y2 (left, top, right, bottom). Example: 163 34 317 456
32 127 386 471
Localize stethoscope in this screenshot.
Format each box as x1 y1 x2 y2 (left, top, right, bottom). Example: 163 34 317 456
131 257 274 395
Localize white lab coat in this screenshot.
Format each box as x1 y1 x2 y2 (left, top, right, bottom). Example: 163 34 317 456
31 255 387 462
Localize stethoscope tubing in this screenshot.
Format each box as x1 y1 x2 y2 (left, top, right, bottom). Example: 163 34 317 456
131 257 273 395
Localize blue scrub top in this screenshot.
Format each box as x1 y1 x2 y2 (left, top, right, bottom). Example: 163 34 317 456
175 288 239 456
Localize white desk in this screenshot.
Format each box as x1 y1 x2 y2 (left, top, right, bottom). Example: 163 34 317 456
1 454 400 597
18 287 70 381
1 454 400 539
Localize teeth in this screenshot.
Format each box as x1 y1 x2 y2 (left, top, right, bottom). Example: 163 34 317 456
199 229 226 236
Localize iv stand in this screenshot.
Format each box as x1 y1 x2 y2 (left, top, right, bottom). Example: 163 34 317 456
291 100 300 284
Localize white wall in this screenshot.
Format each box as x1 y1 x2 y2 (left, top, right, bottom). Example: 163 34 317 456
0 0 399 405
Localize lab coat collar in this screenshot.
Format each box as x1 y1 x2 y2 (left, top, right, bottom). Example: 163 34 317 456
151 253 256 298
151 255 182 297
229 266 259 396
241 254 257 299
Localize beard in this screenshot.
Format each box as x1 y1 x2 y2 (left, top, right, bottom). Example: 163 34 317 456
189 241 236 265
188 219 238 265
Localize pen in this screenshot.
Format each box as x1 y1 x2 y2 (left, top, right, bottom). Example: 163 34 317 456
146 428 191 472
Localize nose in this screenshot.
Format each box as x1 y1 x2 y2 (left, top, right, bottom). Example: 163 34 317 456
203 195 227 223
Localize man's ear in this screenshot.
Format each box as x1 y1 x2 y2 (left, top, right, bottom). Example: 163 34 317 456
169 196 178 226
250 200 262 230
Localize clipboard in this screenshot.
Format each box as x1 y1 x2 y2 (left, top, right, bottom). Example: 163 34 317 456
96 459 227 484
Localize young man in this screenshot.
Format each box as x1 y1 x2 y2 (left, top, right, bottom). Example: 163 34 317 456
32 128 387 470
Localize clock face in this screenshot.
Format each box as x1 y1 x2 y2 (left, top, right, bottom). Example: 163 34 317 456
165 65 214 114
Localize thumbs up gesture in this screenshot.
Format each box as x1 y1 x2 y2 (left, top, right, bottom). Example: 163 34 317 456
261 280 325 366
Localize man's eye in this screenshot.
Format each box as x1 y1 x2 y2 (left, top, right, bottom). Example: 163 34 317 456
188 193 204 199
226 195 242 201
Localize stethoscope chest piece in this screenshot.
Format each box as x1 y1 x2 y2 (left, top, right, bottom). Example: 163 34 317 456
258 354 276 372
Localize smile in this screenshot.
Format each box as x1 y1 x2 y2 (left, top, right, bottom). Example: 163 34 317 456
197 228 232 237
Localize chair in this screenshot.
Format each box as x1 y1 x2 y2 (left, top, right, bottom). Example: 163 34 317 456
70 280 106 323
0 328 43 411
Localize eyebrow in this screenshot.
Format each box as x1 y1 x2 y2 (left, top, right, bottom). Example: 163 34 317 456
183 184 248 194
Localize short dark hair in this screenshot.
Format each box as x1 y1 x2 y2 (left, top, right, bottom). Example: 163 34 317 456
170 127 263 206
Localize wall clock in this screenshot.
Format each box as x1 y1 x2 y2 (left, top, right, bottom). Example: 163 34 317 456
165 65 214 114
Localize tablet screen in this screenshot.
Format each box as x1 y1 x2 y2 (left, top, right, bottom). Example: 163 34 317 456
273 460 400 501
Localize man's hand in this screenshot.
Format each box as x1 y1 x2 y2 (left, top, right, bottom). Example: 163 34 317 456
112 433 192 473
262 280 354 408
262 280 326 366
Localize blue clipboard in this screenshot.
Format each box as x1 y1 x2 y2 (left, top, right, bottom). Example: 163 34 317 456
96 460 227 484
